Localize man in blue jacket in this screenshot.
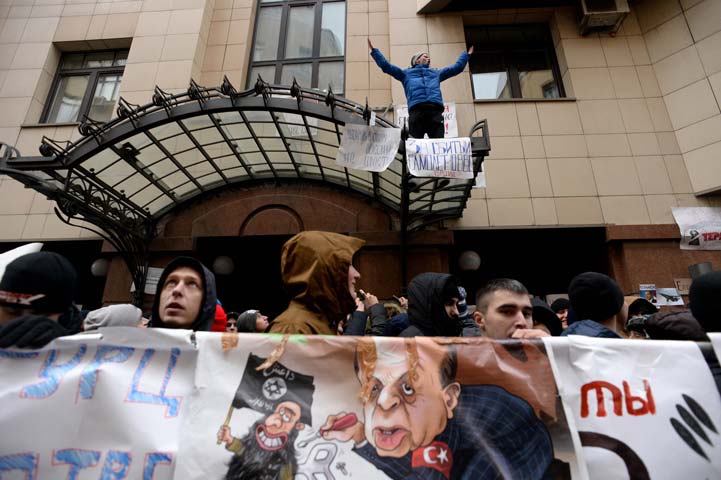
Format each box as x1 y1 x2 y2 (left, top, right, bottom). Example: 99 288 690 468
368 38 473 139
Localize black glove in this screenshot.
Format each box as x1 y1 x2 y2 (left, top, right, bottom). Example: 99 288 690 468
0 315 71 349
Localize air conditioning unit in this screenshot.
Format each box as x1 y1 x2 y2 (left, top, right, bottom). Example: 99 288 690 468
578 0 630 36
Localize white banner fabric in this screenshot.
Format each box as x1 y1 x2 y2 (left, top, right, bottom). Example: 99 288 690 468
546 336 721 480
335 124 400 172
2 332 721 480
0 328 196 479
406 137 474 179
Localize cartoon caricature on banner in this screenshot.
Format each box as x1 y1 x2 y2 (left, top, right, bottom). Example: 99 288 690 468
2 330 721 479
176 333 585 480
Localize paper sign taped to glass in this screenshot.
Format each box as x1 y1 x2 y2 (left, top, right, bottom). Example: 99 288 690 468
406 137 474 179
2 330 721 480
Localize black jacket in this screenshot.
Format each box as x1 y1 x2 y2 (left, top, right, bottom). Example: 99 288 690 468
149 256 217 332
343 303 387 336
645 309 708 341
400 273 461 337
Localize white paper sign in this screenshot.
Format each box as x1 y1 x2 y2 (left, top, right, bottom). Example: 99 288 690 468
131 266 165 295
546 336 721 480
395 103 458 138
335 124 400 172
672 207 721 250
406 137 474 179
281 113 318 137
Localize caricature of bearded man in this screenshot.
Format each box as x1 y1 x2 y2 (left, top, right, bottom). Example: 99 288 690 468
218 354 315 480
218 401 304 480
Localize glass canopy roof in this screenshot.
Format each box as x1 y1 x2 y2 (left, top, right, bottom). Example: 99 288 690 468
0 78 490 239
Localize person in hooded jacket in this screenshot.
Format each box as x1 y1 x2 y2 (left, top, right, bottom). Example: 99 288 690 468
368 38 473 139
400 272 462 337
149 256 217 332
270 231 365 335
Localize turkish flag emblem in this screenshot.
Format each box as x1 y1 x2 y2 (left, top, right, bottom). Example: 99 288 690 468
412 441 453 479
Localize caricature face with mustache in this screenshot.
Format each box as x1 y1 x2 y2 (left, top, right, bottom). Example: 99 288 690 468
361 343 460 458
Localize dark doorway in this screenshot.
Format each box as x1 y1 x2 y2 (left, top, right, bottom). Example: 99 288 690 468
196 235 292 320
452 228 608 301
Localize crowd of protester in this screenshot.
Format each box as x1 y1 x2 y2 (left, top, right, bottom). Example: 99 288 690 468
0 231 720 349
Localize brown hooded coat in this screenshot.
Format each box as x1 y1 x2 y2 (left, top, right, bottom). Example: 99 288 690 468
270 231 365 335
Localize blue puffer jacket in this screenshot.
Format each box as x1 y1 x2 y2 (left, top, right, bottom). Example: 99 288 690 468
370 48 469 110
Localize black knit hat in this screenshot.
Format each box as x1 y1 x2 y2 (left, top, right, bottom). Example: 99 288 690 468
0 251 77 314
689 270 721 332
568 272 624 322
550 298 570 313
532 298 563 336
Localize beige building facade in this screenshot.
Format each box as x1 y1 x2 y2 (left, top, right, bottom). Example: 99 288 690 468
1 0 720 305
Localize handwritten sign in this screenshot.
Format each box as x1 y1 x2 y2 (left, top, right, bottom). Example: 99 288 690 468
549 336 721 479
0 328 195 480
281 113 318 138
395 103 458 138
335 124 400 172
406 137 474 179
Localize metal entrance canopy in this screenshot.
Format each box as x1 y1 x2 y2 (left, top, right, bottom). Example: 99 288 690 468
0 77 490 299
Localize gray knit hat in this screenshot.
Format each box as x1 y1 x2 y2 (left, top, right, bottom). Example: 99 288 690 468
410 52 427 67
83 304 143 331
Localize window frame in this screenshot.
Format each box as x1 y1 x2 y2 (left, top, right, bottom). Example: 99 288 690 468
247 0 346 92
42 49 128 125
466 24 566 101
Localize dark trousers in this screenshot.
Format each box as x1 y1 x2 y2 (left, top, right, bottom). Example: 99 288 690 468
408 102 445 139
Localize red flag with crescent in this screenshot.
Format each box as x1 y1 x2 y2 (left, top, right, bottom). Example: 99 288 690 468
411 440 453 479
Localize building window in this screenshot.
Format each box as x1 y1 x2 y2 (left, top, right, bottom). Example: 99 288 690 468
247 0 345 93
465 24 565 101
43 50 128 124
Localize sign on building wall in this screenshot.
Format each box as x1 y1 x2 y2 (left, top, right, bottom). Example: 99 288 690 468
335 124 400 172
672 207 721 250
395 103 458 138
2 331 721 479
406 137 474 179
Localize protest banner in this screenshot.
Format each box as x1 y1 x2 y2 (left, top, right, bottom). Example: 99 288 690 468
335 124 400 172
548 336 721 480
2 332 721 480
395 104 458 138
672 207 721 250
0 328 196 480
406 137 474 179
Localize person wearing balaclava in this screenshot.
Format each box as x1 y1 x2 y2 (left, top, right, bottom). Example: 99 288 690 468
400 272 463 337
0 251 77 348
367 38 473 139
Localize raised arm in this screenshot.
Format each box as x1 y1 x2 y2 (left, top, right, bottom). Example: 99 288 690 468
368 37 405 82
438 46 473 82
